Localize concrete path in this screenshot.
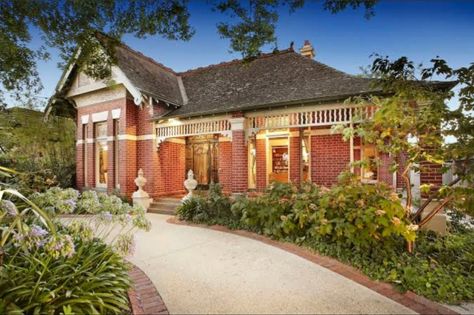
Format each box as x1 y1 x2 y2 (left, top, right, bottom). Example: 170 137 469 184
130 214 416 314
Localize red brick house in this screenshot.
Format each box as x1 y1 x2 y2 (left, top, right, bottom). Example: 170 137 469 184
50 39 452 201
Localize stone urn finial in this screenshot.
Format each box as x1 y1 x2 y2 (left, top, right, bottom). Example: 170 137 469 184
183 169 198 201
135 169 147 192
132 169 151 211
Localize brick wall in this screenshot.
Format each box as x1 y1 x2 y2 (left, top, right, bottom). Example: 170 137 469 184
218 140 232 193
420 161 442 197
311 133 350 186
76 97 128 192
157 141 186 196
396 152 408 189
378 152 393 186
255 139 267 191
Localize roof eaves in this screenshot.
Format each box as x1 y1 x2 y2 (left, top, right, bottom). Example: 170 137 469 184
153 90 385 120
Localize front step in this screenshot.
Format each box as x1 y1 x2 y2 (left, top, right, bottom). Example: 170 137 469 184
147 198 182 215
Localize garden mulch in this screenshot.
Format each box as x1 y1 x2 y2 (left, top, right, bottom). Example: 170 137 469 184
167 216 458 315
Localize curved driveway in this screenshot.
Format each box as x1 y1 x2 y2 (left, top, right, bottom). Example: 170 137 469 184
130 214 415 314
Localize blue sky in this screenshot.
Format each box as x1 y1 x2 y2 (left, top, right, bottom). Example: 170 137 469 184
31 0 474 102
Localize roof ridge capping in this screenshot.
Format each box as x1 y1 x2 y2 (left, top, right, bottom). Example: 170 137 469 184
178 48 295 76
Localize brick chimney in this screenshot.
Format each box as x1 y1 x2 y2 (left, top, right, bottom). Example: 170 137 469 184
300 40 315 59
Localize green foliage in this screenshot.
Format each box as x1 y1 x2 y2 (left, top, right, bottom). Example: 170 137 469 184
215 0 378 57
0 236 131 314
0 188 57 248
1 0 378 105
338 56 474 220
177 177 474 303
0 0 193 106
238 176 415 247
177 195 209 222
0 108 75 193
177 183 235 225
304 229 474 303
30 188 143 215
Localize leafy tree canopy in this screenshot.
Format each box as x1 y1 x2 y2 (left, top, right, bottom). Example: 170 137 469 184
336 55 474 225
0 0 377 108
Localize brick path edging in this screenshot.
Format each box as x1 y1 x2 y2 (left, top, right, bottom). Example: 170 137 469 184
128 264 169 315
167 217 458 315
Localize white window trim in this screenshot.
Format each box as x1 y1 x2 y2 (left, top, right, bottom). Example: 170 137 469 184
92 111 109 123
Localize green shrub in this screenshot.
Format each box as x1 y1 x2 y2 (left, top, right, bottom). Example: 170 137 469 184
307 173 416 248
0 237 131 314
175 173 474 303
31 188 141 215
30 187 79 214
176 183 234 224
304 229 474 303
177 195 208 222
240 182 295 238
239 174 415 247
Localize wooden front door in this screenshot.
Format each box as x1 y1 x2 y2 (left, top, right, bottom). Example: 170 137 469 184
185 135 219 188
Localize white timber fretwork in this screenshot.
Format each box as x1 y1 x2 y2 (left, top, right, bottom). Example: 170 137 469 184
155 116 232 148
154 104 375 147
247 104 375 133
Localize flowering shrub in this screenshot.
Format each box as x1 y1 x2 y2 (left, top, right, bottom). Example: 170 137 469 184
29 187 79 214
0 235 131 314
0 182 151 313
234 174 416 247
302 173 416 248
31 187 142 215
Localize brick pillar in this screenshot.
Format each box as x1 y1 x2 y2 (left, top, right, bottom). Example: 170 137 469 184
396 152 408 189
75 115 87 190
289 128 302 185
86 119 95 188
218 139 233 193
119 99 138 197
136 104 157 197
229 116 248 193
255 138 267 191
107 114 116 193
378 152 393 187
420 161 442 198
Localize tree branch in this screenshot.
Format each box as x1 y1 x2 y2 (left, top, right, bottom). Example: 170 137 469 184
411 176 461 222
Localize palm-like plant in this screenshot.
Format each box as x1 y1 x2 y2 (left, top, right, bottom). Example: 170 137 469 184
0 166 56 263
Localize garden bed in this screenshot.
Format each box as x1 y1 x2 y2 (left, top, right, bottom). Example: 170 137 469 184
176 180 474 305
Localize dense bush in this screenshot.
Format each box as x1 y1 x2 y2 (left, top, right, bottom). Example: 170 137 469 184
0 108 76 193
30 188 143 215
305 229 474 303
177 173 473 303
177 183 236 225
0 227 131 314
235 174 416 248
0 183 151 314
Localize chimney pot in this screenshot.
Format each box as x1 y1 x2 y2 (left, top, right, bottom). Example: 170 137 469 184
300 40 315 59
